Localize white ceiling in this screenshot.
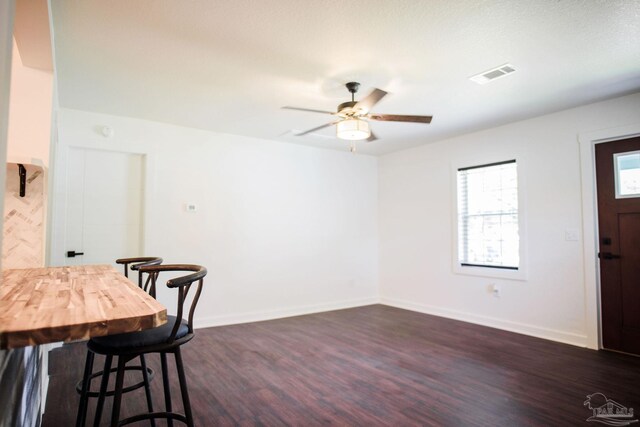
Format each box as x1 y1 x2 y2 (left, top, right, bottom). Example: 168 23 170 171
50 0 640 155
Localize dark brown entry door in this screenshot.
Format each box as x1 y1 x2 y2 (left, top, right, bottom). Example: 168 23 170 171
596 136 640 355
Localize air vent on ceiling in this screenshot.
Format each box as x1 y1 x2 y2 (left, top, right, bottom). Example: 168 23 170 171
470 63 516 85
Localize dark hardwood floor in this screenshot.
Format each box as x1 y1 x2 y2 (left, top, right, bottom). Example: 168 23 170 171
43 305 640 426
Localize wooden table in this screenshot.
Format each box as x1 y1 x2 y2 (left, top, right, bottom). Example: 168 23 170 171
0 265 167 349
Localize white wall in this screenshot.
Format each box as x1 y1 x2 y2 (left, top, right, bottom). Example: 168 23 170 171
378 92 640 348
51 93 640 346
53 108 379 326
7 38 53 166
0 1 15 271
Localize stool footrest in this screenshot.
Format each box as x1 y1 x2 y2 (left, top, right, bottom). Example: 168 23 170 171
75 365 154 397
118 411 188 426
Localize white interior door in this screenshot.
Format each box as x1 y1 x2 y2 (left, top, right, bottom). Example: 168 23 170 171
60 147 144 266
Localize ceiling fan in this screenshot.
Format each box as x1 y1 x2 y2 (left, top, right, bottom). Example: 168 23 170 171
283 82 432 151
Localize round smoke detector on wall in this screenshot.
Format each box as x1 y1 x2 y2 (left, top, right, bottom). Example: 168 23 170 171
101 126 114 138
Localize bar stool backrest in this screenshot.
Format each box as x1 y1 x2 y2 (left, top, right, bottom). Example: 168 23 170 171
138 264 207 344
115 257 163 297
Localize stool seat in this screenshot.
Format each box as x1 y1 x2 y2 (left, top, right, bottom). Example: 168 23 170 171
89 316 189 353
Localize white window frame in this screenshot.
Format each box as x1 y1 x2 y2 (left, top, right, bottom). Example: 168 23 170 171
452 157 528 281
613 150 640 199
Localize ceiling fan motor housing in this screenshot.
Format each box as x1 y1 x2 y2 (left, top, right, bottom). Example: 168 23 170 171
338 101 358 114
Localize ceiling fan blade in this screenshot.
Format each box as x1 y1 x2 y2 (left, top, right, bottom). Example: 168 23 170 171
366 131 378 142
282 106 335 115
353 88 388 113
368 114 432 123
294 121 338 136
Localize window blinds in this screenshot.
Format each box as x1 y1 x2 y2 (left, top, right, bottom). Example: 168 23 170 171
457 160 519 269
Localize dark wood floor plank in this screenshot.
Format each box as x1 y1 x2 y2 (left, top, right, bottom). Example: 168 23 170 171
42 305 640 426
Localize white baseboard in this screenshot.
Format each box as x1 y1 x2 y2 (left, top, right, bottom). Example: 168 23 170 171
193 296 588 348
380 297 588 348
195 297 379 329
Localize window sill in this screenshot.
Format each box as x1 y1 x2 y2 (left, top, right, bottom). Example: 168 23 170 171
453 264 528 281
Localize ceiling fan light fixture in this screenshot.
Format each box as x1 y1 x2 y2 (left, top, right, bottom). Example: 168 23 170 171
336 118 370 141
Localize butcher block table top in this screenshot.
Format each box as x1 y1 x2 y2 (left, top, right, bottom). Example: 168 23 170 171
0 264 167 349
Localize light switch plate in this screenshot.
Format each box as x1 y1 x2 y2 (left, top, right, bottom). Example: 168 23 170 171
565 229 579 241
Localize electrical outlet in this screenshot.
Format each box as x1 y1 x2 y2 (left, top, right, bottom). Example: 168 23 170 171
490 283 500 298
185 203 197 212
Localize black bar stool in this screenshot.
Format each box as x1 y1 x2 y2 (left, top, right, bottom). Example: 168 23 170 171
76 257 163 427
85 264 207 426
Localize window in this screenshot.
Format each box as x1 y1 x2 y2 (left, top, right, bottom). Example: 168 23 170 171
457 160 519 269
614 150 640 198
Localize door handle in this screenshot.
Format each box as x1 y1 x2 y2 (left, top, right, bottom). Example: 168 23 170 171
66 250 85 258
598 252 621 260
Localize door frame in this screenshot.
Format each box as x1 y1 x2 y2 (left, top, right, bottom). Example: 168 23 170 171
579 122 640 350
48 134 155 268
